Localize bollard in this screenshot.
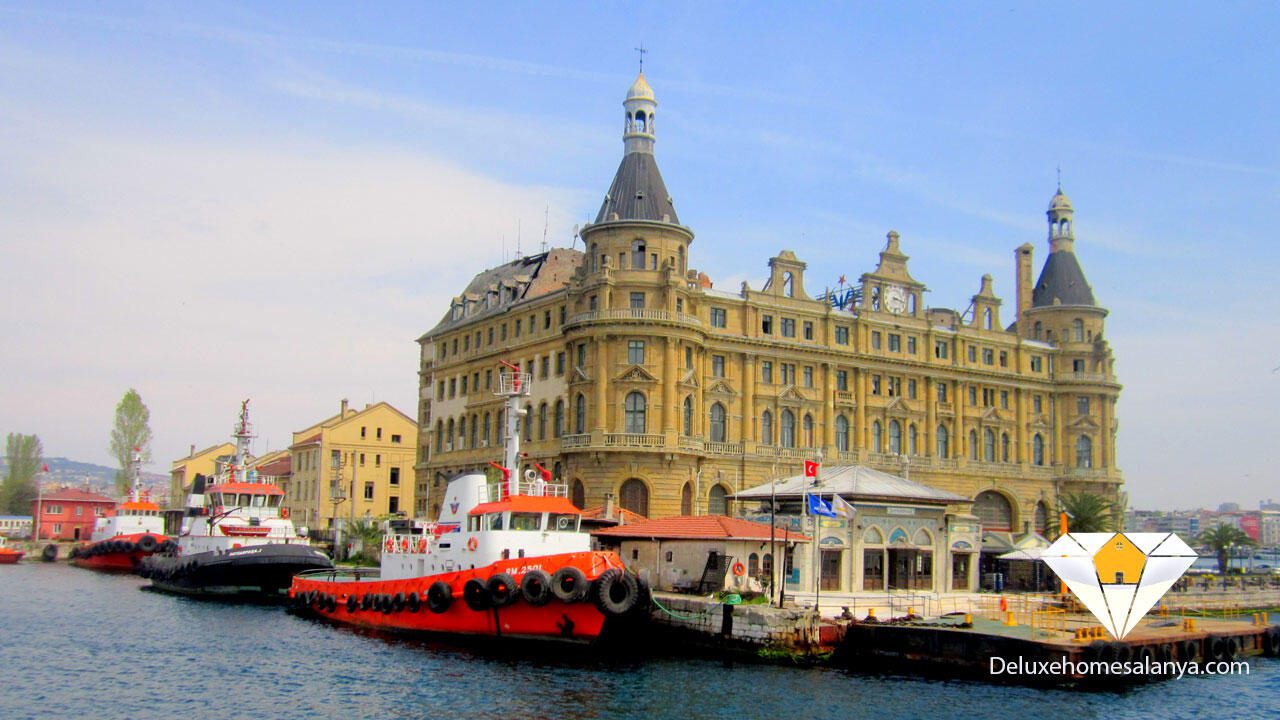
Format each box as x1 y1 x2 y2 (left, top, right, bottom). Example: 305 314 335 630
868 608 876 619
907 607 915 619
1004 611 1016 626
964 613 972 625
999 596 1008 612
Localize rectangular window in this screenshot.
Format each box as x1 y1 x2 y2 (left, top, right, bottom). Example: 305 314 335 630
544 310 552 330
360 426 367 438
377 427 383 440
907 337 917 354
761 361 773 384
556 352 566 376
762 315 773 334
968 386 977 405
835 326 849 345
628 340 646 365
1030 356 1043 372
907 379 917 399
1033 395 1043 413
529 315 536 334
710 308 727 328
803 321 813 340
871 375 881 395
360 453 366 466
487 327 494 345
514 321 521 338
463 335 469 352
888 334 901 352
1077 396 1090 414
872 331 882 350
782 364 796 385
630 292 645 309
712 355 726 378
781 318 796 337
803 366 813 387
577 343 587 368
460 376 468 394
1073 359 1085 372
437 381 445 401
685 346 693 368
448 378 456 398
967 345 977 362
391 434 402 444
1000 391 1009 409
588 295 597 311
364 482 374 500
500 323 508 341
999 351 1008 368
390 467 400 485
982 348 994 365
472 373 479 392
485 370 493 389
937 382 948 403
935 341 949 359
375 454 381 468
540 356 550 379
559 306 566 325
887 377 901 397
836 370 848 391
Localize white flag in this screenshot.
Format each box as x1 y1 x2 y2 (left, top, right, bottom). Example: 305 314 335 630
830 494 856 520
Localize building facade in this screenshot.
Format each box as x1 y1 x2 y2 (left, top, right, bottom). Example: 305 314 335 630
416 73 1123 536
31 489 115 540
169 442 236 509
284 399 418 534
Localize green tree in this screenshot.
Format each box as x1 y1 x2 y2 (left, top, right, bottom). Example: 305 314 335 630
344 517 387 566
2 433 43 514
109 388 153 495
1059 491 1115 533
1197 523 1255 575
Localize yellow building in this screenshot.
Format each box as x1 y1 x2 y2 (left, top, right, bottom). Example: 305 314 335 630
285 399 417 535
415 73 1122 550
169 442 236 508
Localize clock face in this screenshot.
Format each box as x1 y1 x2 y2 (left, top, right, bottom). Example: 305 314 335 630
885 285 908 314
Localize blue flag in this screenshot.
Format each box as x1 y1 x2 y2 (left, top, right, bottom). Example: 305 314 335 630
807 493 837 518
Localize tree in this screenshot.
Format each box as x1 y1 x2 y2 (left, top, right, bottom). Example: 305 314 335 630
1059 491 1115 533
345 517 387 566
2 433 43 515
1197 523 1255 575
109 389 152 495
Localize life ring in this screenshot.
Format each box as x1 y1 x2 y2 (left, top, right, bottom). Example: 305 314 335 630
400 538 409 552
280 507 290 519
417 538 427 553
466 537 478 552
384 538 395 553
731 562 746 577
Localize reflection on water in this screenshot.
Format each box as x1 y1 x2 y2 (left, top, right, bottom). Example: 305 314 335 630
1 564 1276 720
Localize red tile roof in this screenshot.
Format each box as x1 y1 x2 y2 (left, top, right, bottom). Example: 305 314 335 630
255 456 292 476
579 505 647 525
591 515 810 542
35 488 115 503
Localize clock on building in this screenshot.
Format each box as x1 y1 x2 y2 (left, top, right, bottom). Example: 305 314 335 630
884 285 908 314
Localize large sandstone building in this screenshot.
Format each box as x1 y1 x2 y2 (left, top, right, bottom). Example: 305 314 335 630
414 73 1122 544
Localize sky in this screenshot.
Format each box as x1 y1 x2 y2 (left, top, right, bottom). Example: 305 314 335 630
1 2 1277 511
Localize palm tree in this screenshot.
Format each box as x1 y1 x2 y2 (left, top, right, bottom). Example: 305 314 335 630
1197 523 1255 575
345 517 386 566
1059 492 1115 533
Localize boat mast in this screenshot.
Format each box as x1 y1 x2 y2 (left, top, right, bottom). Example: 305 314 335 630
496 361 530 498
230 399 256 484
129 447 143 503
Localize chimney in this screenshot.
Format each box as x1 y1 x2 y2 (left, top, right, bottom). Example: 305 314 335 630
1015 243 1034 335
604 492 616 522
189 444 195 457
340 398 349 416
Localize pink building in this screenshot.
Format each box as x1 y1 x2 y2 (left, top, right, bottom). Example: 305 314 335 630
31 488 116 541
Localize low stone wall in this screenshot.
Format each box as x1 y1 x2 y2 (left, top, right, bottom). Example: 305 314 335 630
649 593 828 650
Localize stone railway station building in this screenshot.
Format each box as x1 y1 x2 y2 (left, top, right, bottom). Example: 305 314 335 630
414 72 1122 555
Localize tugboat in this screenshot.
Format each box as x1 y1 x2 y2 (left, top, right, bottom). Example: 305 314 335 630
141 400 332 598
289 363 647 642
0 536 23 564
71 448 173 572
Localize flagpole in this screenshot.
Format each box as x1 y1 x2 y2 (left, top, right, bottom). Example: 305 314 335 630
812 451 823 617
769 461 778 608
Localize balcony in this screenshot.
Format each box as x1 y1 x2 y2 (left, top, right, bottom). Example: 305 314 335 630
565 308 703 330
603 433 665 448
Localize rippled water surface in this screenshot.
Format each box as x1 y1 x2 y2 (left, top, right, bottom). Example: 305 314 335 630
2 564 1277 719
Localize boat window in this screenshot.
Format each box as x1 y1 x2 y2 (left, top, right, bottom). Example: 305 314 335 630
487 513 504 531
548 514 578 532
510 512 542 531
268 496 280 508
237 494 250 506
252 494 265 508
468 517 480 532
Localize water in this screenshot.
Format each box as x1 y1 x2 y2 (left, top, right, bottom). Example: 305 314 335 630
2 564 1277 720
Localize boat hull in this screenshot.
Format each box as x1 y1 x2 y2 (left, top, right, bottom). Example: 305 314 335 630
71 533 170 573
289 551 645 643
142 543 332 599
0 551 23 564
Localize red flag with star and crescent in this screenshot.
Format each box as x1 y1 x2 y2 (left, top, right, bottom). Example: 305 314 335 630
803 460 819 478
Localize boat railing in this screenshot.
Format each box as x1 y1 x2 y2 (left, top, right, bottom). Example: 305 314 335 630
296 566 380 582
382 533 430 554
487 479 569 501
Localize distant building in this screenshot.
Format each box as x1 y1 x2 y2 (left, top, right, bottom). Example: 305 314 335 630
31 488 115 540
1260 512 1280 548
170 442 236 509
284 399 418 535
0 515 32 538
1218 502 1241 513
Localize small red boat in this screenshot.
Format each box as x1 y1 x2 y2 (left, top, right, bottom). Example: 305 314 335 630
0 536 24 564
290 362 648 643
71 449 173 572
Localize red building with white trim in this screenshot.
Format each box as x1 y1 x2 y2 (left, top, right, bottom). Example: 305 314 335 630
31 488 116 541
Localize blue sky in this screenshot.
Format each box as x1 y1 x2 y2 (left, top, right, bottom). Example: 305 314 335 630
1 2 1276 510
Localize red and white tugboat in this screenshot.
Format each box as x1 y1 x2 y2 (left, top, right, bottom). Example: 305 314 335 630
290 363 648 642
71 448 173 572
0 536 24 564
141 400 332 598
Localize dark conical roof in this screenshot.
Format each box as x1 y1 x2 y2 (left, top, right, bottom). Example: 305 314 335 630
1032 250 1096 307
594 152 679 224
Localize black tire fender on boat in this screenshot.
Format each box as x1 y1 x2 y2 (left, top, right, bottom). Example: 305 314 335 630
392 593 405 612
1224 636 1240 660
520 570 553 607
360 593 372 611
347 595 358 613
41 544 58 562
1207 635 1227 661
1110 642 1132 664
139 535 158 552
426 581 453 613
381 594 394 614
592 568 640 616
487 573 518 608
69 546 80 560
1265 628 1280 657
406 591 421 613
1085 640 1108 662
551 567 588 603
463 578 492 612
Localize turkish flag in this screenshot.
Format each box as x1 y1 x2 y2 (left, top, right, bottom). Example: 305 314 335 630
803 460 818 478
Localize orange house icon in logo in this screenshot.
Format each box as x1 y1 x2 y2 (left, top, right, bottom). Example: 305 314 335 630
1093 533 1146 585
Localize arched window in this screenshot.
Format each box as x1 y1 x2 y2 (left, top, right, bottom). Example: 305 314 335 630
635 110 646 132
1034 321 1042 339
625 392 647 434
590 243 598 272
761 410 774 445
553 462 561 482
470 413 478 448
574 393 586 434
780 410 795 448
974 491 1013 532
1072 319 1084 342
483 413 491 446
968 429 978 459
748 552 759 576
983 428 995 462
1076 435 1093 469
571 479 585 509
1034 502 1050 536
872 421 882 453
803 413 815 447
619 479 649 517
680 482 692 516
553 400 564 438
984 308 993 330
538 403 548 440
1001 432 1010 462
709 403 727 443
456 417 464 449
783 271 794 297
936 425 949 457
1033 434 1045 466
708 484 728 515
888 420 902 454
908 424 918 455
835 415 849 452
682 396 693 436
435 420 443 453
523 406 532 441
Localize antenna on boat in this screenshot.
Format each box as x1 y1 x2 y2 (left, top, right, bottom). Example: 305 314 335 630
231 399 256 484
495 360 531 499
